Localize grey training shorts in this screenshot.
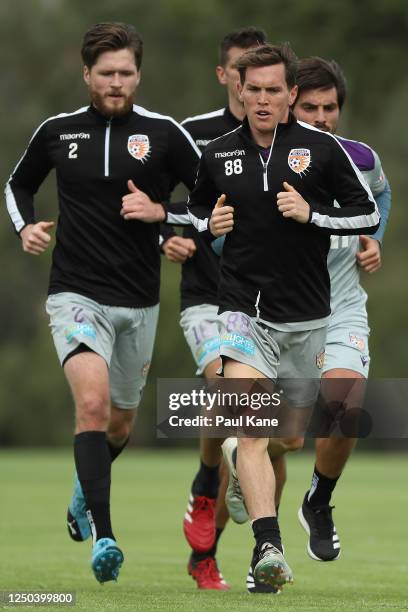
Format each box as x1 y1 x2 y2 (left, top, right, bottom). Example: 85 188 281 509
180 304 220 375
324 300 370 377
218 311 327 407
45 292 159 409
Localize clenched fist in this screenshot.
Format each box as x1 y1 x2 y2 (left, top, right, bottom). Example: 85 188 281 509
20 221 55 255
357 235 381 273
209 194 234 237
277 182 310 223
163 235 196 263
121 180 166 222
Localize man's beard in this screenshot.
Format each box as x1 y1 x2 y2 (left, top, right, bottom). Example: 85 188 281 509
91 90 134 117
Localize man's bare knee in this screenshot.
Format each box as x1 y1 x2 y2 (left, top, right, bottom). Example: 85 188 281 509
238 437 269 454
268 436 304 455
283 436 304 452
76 392 110 431
107 421 133 444
107 406 135 444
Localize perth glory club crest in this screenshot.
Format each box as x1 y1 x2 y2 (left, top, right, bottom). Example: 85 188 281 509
316 349 325 369
349 334 365 351
128 134 150 163
288 148 311 176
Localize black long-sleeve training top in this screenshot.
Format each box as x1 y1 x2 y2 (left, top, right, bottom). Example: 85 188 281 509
187 113 380 324
5 104 200 307
180 107 241 310
160 106 241 310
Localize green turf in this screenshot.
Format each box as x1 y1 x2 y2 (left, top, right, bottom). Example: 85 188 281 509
1 449 407 611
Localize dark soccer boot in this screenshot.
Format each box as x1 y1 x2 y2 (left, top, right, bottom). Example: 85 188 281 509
298 492 341 561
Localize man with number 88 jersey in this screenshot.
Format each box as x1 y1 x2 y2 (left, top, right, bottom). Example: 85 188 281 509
187 43 379 591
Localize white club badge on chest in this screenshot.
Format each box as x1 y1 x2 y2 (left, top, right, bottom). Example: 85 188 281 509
128 134 151 163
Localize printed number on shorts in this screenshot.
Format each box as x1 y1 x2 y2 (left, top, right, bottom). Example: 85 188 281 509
225 159 243 175
226 312 250 336
192 322 215 345
68 143 78 159
72 306 85 323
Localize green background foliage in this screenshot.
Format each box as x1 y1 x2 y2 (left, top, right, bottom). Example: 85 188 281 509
1 0 407 445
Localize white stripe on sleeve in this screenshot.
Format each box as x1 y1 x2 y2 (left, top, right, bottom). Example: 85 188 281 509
187 208 209 232
166 212 191 225
5 106 88 233
311 209 380 231
5 183 25 232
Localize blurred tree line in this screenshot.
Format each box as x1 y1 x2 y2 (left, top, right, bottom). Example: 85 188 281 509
1 0 407 446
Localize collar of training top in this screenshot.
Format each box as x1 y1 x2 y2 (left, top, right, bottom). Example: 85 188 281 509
238 111 297 146
87 104 135 125
223 106 242 129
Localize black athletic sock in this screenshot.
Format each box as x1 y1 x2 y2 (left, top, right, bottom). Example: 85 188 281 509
213 526 224 555
74 431 114 543
107 436 129 462
191 460 220 498
307 465 339 508
191 527 224 562
252 516 282 553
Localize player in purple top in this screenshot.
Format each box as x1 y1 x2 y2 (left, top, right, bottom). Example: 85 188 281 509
291 60 391 563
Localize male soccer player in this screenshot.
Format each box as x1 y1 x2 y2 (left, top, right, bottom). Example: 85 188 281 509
292 57 391 561
5 22 200 583
187 43 379 590
221 56 391 582
163 28 287 592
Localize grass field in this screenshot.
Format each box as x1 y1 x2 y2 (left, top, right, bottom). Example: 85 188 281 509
1 449 407 611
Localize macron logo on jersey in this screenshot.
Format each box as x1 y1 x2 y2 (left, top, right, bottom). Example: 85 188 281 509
215 149 246 158
60 133 90 140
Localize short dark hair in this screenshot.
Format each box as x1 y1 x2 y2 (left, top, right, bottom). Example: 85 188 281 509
219 27 267 66
81 22 143 70
234 43 298 89
295 57 347 109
